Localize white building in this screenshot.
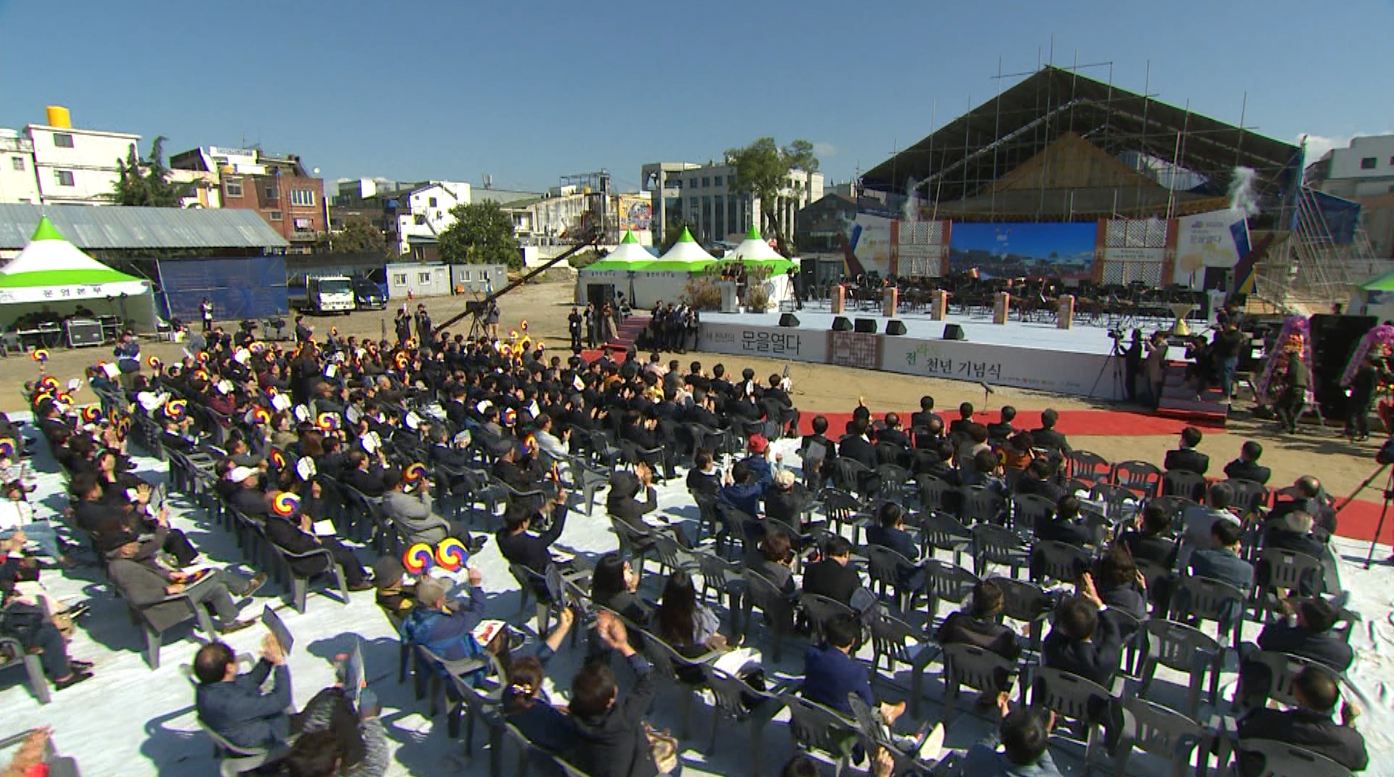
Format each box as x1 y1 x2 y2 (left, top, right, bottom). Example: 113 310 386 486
0 130 40 204
1308 135 1394 258
641 160 823 247
0 108 140 206
393 180 471 254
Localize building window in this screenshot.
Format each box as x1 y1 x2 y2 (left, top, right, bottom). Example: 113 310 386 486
714 175 723 186
269 210 283 221
413 214 426 225
291 189 316 207
702 177 710 188
672 180 681 189
393 273 407 285
428 196 438 207
418 272 431 283
293 217 313 232
10 157 23 171
265 185 279 201
224 177 243 197
1361 157 1377 170
52 133 73 148
55 170 74 187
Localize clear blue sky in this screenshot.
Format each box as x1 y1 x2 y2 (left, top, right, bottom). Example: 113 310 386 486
2 0 1391 193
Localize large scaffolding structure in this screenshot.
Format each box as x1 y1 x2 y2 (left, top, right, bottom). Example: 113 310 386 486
860 64 1377 306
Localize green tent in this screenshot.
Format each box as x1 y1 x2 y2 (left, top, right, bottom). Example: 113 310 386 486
1360 271 1394 291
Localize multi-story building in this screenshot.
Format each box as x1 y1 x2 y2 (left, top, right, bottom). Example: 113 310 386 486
0 129 40 204
0 107 140 206
171 145 328 252
1307 135 1394 257
641 160 823 247
391 181 471 255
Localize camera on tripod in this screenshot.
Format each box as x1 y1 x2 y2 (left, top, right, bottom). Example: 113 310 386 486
1376 438 1394 465
1107 329 1124 341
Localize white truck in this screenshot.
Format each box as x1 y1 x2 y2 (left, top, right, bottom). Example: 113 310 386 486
302 275 355 314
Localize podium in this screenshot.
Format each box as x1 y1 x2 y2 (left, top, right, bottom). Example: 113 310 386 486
1056 295 1075 330
831 284 846 315
931 290 948 320
718 282 739 313
992 292 1011 324
882 287 899 317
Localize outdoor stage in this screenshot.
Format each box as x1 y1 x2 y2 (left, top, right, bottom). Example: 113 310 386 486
697 309 1155 401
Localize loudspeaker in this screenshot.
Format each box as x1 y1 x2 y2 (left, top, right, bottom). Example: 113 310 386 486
854 318 877 334
832 316 852 332
1310 314 1376 419
885 320 907 336
943 324 966 341
779 313 800 328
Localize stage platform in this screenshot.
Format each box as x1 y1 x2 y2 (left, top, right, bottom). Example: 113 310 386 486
697 309 1156 400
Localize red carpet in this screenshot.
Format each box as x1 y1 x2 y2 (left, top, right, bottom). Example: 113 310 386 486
795 409 1225 439
1328 498 1394 544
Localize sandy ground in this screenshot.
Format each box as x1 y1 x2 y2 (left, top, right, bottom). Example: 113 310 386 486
11 279 1386 500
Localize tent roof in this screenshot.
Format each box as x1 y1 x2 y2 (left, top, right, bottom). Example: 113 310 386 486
0 217 145 286
586 231 658 269
656 227 716 265
727 226 784 261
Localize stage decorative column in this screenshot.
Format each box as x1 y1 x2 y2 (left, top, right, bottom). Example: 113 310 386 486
718 281 739 313
993 292 1011 324
1057 295 1075 330
831 284 846 314
931 290 948 320
882 287 899 317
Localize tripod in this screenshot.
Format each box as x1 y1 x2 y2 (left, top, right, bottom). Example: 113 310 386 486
1088 335 1126 400
1334 462 1394 568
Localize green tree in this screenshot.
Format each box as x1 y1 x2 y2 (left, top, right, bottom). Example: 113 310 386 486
725 136 818 255
113 136 190 207
331 214 387 255
437 201 521 269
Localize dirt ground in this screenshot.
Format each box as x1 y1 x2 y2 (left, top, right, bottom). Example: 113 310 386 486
12 279 1385 501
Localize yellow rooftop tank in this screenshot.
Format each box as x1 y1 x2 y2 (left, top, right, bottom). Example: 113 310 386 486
45 105 72 129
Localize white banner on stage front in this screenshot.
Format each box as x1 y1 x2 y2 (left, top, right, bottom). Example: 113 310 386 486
879 337 1122 400
697 320 829 363
697 319 1124 400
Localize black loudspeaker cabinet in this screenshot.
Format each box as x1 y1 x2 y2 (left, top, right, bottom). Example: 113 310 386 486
943 323 966 341
65 319 104 348
854 318 877 334
779 313 800 327
885 320 907 336
1309 314 1376 419
831 316 852 332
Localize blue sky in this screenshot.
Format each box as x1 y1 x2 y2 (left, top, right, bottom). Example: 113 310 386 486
2 0 1391 194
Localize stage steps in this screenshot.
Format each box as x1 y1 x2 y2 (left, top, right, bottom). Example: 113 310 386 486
585 314 649 362
1155 360 1228 427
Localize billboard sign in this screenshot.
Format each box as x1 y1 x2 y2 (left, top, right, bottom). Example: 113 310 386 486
948 222 1096 280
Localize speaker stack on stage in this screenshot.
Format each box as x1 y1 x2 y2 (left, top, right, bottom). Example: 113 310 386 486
831 316 853 332
779 313 800 328
885 320 907 336
943 324 966 341
854 318 878 334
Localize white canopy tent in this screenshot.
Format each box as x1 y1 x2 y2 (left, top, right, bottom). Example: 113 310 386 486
0 216 157 332
719 226 798 311
576 228 715 308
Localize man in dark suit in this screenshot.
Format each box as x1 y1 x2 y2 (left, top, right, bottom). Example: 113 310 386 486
875 412 910 450
909 395 939 431
865 502 922 590
497 494 570 598
1042 586 1124 687
1257 597 1353 672
194 637 294 750
1224 440 1272 485
342 450 388 496
802 614 905 727
1189 519 1254 592
1236 666 1367 776
1164 426 1210 475
802 536 862 606
837 419 878 469
1029 408 1070 454
1014 459 1064 504
936 579 1022 664
262 507 373 591
986 405 1018 446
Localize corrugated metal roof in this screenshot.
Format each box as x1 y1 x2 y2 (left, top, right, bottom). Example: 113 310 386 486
0 204 290 250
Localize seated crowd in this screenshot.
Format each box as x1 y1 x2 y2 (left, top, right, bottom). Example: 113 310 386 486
0 316 1371 777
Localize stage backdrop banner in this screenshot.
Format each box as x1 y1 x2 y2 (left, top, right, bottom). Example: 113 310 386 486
1174 208 1249 285
880 336 1123 400
696 320 829 363
948 222 1096 281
